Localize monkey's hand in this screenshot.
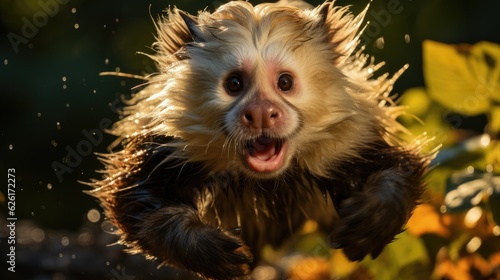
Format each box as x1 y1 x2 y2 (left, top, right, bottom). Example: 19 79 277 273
184 226 253 279
138 207 253 280
329 168 416 261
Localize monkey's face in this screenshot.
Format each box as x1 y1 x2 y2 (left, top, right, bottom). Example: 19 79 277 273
222 59 302 177
167 3 365 179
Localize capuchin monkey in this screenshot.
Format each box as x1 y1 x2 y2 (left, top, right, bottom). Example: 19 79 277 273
89 1 431 279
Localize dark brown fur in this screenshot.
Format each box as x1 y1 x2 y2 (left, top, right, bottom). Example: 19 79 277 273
91 134 428 279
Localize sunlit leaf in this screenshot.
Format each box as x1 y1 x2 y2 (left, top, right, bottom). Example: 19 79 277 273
363 231 430 280
329 249 359 278
407 204 450 237
423 40 500 116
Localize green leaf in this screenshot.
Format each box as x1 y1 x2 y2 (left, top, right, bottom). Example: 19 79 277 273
363 231 430 280
423 40 500 116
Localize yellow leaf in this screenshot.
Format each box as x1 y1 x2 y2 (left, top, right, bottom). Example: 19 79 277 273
423 40 500 115
407 203 450 237
469 42 500 104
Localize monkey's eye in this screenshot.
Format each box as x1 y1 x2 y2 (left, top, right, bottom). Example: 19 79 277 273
277 73 294 92
225 74 244 95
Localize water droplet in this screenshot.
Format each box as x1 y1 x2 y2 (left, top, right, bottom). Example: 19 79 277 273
486 164 493 173
115 67 120 72
31 228 45 243
101 220 117 234
71 8 77 13
404 34 411 43
4 59 8 65
56 122 62 130
62 76 67 82
8 144 13 150
47 183 53 190
120 80 126 86
71 254 76 259
59 253 63 258
92 89 97 93
466 166 474 174
74 23 79 29
61 236 69 246
115 18 119 22
375 37 385 49
106 261 110 266
87 209 101 223
104 58 109 65
37 112 42 117
62 85 67 90
51 140 58 147
66 103 70 108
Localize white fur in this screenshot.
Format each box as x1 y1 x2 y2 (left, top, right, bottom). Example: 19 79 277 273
109 1 414 178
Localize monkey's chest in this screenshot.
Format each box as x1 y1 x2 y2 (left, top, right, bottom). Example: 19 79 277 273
197 182 337 249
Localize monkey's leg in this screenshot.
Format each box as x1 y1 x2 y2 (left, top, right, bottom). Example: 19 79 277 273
129 204 253 279
102 144 253 279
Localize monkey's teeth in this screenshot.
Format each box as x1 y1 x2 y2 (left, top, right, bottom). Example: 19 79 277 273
254 136 273 153
257 135 273 145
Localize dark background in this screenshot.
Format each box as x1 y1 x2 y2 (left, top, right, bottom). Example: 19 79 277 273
1 0 499 278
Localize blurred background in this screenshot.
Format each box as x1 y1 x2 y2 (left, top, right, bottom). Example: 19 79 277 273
1 0 499 279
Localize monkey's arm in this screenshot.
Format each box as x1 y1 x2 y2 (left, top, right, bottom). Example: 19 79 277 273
97 138 252 279
326 140 427 261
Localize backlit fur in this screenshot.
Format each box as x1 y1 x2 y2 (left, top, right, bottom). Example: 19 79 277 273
89 1 432 279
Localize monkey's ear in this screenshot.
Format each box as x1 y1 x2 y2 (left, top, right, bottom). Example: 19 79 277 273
154 8 204 57
178 10 205 43
314 2 370 60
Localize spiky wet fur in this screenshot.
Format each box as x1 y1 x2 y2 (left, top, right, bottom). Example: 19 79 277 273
89 1 431 279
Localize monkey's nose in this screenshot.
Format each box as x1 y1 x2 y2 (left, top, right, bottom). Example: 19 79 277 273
241 100 282 130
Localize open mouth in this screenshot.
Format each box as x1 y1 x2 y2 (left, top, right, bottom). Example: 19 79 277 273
244 135 288 173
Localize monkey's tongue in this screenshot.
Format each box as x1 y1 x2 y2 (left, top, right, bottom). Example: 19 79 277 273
245 136 286 173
